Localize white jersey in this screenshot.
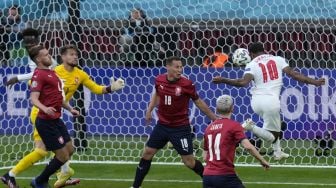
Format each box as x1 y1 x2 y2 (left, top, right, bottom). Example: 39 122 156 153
244 54 289 97
17 57 58 81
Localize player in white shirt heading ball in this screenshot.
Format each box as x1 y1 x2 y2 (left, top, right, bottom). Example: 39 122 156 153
213 42 325 160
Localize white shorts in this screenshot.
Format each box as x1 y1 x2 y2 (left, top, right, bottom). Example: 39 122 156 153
251 95 281 132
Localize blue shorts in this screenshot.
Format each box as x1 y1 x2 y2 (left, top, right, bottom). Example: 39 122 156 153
203 174 245 188
35 117 71 151
146 124 193 155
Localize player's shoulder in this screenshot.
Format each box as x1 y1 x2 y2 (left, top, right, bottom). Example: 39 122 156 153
54 64 63 71
155 74 166 81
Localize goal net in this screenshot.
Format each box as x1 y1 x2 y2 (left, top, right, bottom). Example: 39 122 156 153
0 0 335 168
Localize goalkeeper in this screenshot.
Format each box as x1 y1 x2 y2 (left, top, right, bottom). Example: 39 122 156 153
3 29 125 188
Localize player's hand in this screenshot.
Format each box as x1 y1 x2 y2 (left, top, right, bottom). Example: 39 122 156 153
5 76 19 89
314 78 326 86
260 160 270 170
43 107 56 116
145 110 152 126
110 77 125 91
70 109 80 117
212 76 224 84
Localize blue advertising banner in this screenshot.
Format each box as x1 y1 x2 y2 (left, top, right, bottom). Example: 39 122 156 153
0 67 335 140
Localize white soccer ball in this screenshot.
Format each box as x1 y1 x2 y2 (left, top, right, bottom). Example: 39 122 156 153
232 48 251 66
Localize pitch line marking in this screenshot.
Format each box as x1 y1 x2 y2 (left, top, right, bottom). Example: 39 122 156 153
15 177 336 186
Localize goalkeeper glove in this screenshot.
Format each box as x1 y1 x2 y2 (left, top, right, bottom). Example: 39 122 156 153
110 77 125 91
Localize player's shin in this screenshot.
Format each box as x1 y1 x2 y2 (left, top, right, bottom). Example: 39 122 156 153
132 158 152 187
191 159 204 177
251 126 275 143
35 157 65 184
11 148 48 176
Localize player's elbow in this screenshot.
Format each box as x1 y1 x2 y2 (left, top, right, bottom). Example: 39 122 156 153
237 80 249 87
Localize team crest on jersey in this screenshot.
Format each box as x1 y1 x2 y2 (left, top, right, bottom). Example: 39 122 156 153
58 136 64 144
74 77 79 84
175 86 182 96
31 81 38 88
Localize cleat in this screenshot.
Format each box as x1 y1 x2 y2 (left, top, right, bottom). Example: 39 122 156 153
274 151 290 160
1 172 19 188
54 168 75 188
58 178 80 188
241 118 255 131
30 179 49 188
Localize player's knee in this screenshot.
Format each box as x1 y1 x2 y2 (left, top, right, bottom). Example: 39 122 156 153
142 147 157 160
35 140 46 150
181 155 195 168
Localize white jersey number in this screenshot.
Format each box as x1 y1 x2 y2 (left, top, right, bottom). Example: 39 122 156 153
258 60 279 83
207 133 221 161
164 95 172 105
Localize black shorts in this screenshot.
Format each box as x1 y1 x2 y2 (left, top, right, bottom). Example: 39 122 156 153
146 123 193 155
203 174 245 188
35 117 71 151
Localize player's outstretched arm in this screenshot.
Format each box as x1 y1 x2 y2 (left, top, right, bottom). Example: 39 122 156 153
62 101 80 117
145 92 159 125
194 98 217 121
241 138 270 170
212 74 253 87
283 67 325 86
82 71 125 94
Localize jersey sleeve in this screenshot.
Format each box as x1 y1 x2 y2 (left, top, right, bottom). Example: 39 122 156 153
203 132 209 151
30 71 44 92
187 82 199 101
17 59 36 81
81 70 105 94
277 57 289 70
243 63 253 76
233 123 247 144
154 77 159 92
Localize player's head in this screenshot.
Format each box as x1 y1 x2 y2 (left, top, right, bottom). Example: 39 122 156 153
28 45 52 67
21 28 39 49
165 56 183 81
248 42 265 59
60 44 79 67
216 95 234 115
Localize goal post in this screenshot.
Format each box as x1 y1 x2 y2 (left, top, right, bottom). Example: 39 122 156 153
0 0 335 169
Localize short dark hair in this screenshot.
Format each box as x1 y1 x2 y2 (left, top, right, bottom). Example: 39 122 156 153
28 45 45 62
248 42 264 54
60 44 78 55
21 28 39 38
165 56 181 66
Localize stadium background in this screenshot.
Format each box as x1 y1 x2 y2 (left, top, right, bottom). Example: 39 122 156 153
0 0 336 187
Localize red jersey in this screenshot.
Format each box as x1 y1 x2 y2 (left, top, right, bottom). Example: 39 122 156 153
203 118 246 176
30 69 63 119
155 74 199 127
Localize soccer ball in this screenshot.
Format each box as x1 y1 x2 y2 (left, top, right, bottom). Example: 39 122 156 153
232 48 251 66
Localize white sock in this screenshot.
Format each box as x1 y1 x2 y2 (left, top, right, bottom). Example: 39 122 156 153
61 161 70 174
251 126 275 143
273 139 282 154
9 170 15 177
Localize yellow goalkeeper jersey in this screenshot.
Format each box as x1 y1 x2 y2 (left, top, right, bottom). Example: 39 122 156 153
54 64 105 102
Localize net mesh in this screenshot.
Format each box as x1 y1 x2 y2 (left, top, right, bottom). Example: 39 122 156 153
0 0 336 168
